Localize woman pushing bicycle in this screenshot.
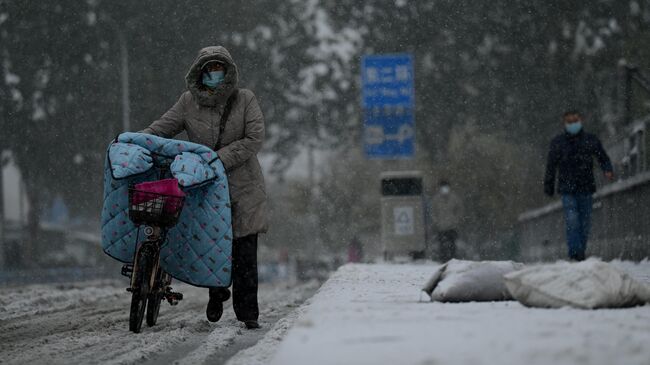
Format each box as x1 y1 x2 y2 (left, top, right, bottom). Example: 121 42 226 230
142 45 267 330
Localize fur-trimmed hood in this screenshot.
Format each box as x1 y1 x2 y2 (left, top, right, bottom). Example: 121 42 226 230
186 46 239 107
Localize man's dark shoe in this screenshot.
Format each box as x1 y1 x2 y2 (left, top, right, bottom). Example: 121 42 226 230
244 320 261 329
206 297 223 322
569 253 586 262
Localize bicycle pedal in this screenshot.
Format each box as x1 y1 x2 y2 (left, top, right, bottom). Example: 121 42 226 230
164 291 183 305
166 294 182 306
121 264 133 278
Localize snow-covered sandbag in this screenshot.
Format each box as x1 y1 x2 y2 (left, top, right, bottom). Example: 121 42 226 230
422 259 525 302
504 259 650 309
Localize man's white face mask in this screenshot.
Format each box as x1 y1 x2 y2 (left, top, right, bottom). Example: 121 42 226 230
440 186 450 194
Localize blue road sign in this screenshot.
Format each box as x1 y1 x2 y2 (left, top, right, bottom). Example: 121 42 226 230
362 54 414 108
364 106 414 158
361 54 415 159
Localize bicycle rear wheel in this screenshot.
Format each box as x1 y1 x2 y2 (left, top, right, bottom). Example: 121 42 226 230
129 246 152 333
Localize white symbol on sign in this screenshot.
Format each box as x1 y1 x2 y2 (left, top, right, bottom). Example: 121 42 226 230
394 206 414 235
395 65 410 81
365 124 414 146
381 67 394 82
366 67 379 83
364 65 410 84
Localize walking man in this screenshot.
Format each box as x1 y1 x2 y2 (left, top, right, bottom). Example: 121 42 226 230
544 110 614 261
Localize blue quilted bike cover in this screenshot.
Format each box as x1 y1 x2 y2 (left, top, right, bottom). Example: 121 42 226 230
101 132 233 288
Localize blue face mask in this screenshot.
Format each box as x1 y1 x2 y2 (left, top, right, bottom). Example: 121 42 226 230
202 71 225 89
565 122 582 135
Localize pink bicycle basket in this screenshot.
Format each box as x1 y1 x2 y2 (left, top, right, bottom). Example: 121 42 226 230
129 179 186 226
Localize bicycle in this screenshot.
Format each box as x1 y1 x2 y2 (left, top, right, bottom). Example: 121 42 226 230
121 166 186 333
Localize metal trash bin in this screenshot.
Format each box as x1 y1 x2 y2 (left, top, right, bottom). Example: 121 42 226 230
380 171 425 259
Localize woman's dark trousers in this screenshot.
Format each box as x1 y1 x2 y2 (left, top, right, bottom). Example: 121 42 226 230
209 234 259 321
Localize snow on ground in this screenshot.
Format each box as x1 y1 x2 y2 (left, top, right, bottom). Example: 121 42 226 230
270 261 650 365
0 279 124 321
0 278 319 365
225 294 314 365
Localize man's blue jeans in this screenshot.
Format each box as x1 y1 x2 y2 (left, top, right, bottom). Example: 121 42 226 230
561 194 593 261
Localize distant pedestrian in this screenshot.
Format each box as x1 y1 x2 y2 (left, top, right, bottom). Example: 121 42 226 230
430 180 464 262
347 236 364 263
544 110 614 261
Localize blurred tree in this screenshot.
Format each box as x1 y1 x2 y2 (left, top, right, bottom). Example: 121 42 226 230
0 1 117 260
317 0 650 249
316 148 382 253
433 122 540 238
2 0 650 259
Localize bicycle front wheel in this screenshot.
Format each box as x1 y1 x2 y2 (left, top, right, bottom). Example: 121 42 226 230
129 246 152 333
146 271 166 327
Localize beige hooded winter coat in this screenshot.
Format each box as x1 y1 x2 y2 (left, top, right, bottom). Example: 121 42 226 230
142 46 267 238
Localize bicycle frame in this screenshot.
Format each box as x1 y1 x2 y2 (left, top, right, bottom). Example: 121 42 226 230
123 159 184 333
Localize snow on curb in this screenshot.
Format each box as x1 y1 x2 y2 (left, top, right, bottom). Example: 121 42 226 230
269 262 650 365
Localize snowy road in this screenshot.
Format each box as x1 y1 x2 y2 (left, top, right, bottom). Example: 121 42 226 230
0 278 318 365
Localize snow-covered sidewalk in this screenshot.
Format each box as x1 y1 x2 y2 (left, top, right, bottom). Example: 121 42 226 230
269 262 650 365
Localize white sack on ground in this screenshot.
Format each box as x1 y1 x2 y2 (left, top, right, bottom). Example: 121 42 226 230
422 259 525 302
504 258 650 309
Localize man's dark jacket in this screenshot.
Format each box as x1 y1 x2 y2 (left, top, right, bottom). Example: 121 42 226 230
544 130 613 196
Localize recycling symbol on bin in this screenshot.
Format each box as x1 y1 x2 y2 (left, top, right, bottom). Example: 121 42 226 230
393 206 414 235
397 211 410 223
